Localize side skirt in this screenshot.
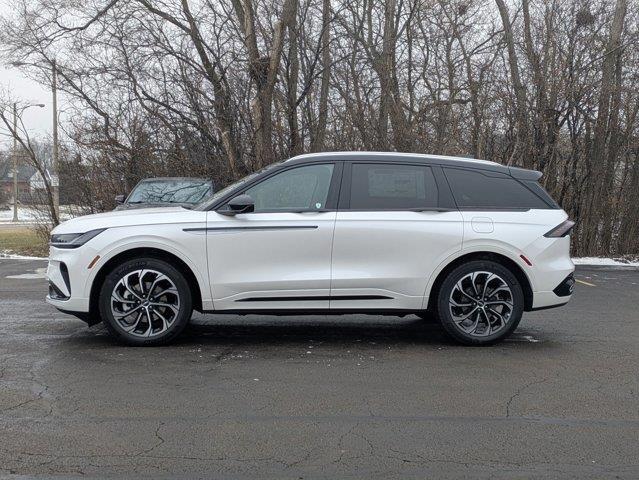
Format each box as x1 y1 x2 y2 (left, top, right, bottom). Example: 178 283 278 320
201 308 424 317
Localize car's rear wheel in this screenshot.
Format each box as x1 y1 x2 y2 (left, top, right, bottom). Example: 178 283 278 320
436 260 524 345
98 257 193 346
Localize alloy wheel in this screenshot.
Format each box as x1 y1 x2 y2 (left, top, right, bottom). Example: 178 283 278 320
448 271 514 337
110 269 180 338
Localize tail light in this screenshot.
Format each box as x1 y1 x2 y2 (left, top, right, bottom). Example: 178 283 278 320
544 220 575 238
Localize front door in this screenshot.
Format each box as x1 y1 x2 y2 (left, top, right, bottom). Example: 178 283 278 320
206 163 339 310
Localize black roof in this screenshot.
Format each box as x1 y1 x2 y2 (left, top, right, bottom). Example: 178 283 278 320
284 152 541 180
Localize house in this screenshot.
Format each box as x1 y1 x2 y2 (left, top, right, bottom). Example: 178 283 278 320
29 170 54 191
0 156 35 204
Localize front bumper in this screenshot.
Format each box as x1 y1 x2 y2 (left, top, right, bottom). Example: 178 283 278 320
45 247 95 314
46 258 96 324
45 294 90 313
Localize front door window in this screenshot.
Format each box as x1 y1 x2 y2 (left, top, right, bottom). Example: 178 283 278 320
244 164 335 212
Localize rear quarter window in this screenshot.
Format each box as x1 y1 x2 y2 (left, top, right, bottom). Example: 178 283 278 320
521 180 560 208
443 167 553 209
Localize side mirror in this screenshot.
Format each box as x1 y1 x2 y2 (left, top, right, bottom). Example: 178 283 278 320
221 194 255 215
114 194 126 204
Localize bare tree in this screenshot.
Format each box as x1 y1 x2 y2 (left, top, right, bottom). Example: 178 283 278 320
1 0 638 255
0 98 59 225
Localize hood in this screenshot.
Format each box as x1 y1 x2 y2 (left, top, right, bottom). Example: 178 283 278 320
51 206 207 235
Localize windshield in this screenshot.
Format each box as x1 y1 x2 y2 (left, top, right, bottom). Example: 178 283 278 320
128 180 213 205
193 162 283 211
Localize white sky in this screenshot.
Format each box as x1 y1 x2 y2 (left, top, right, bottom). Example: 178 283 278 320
0 66 54 139
0 0 57 146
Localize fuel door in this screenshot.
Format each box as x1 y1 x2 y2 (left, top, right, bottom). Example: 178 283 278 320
471 216 494 234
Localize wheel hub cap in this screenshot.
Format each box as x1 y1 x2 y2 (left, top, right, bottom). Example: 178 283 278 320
449 271 514 337
110 269 180 338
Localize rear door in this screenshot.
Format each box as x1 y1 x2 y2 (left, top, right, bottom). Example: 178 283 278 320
330 162 464 310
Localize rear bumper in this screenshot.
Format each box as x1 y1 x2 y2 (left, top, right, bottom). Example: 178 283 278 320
553 273 575 297
531 291 570 310
530 300 568 312
525 233 574 311
531 273 574 310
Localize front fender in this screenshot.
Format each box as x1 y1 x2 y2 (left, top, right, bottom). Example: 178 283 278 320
83 230 210 310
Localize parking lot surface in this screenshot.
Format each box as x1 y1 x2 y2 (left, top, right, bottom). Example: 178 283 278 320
1 259 638 479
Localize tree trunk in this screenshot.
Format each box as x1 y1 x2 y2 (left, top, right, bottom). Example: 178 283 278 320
232 0 297 168
582 0 628 254
495 0 531 168
311 0 331 153
285 6 301 157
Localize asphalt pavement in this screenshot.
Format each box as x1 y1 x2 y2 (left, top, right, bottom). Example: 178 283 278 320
1 259 638 479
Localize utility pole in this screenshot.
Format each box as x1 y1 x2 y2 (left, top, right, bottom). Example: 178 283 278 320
12 103 18 222
52 59 60 220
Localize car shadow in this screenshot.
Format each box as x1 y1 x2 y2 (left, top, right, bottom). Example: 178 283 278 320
178 314 453 347
70 314 454 347
70 313 547 349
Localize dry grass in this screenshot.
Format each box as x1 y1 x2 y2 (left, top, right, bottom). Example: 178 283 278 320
0 225 49 257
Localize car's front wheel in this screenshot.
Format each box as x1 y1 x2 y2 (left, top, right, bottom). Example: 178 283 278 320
99 257 193 346
436 260 524 345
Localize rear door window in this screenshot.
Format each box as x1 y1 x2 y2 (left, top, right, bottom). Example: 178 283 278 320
443 168 551 209
349 163 438 210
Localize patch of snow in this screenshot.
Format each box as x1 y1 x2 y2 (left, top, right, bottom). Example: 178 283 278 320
0 205 79 224
0 207 45 223
7 267 47 279
0 252 47 260
573 257 639 267
507 335 540 343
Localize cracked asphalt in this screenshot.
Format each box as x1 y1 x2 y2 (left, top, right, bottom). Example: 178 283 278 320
1 259 638 479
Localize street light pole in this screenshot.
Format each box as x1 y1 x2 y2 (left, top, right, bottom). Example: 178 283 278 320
8 102 46 222
51 59 60 220
8 59 59 220
12 103 18 222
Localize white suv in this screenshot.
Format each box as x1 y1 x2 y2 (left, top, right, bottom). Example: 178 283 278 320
46 152 575 346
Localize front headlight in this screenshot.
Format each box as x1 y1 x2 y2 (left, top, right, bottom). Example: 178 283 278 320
50 228 107 249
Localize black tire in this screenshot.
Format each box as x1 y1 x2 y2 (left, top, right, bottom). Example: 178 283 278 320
98 257 193 346
436 260 524 346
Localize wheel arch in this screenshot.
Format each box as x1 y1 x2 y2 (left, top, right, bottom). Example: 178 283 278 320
426 251 534 312
89 247 204 322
